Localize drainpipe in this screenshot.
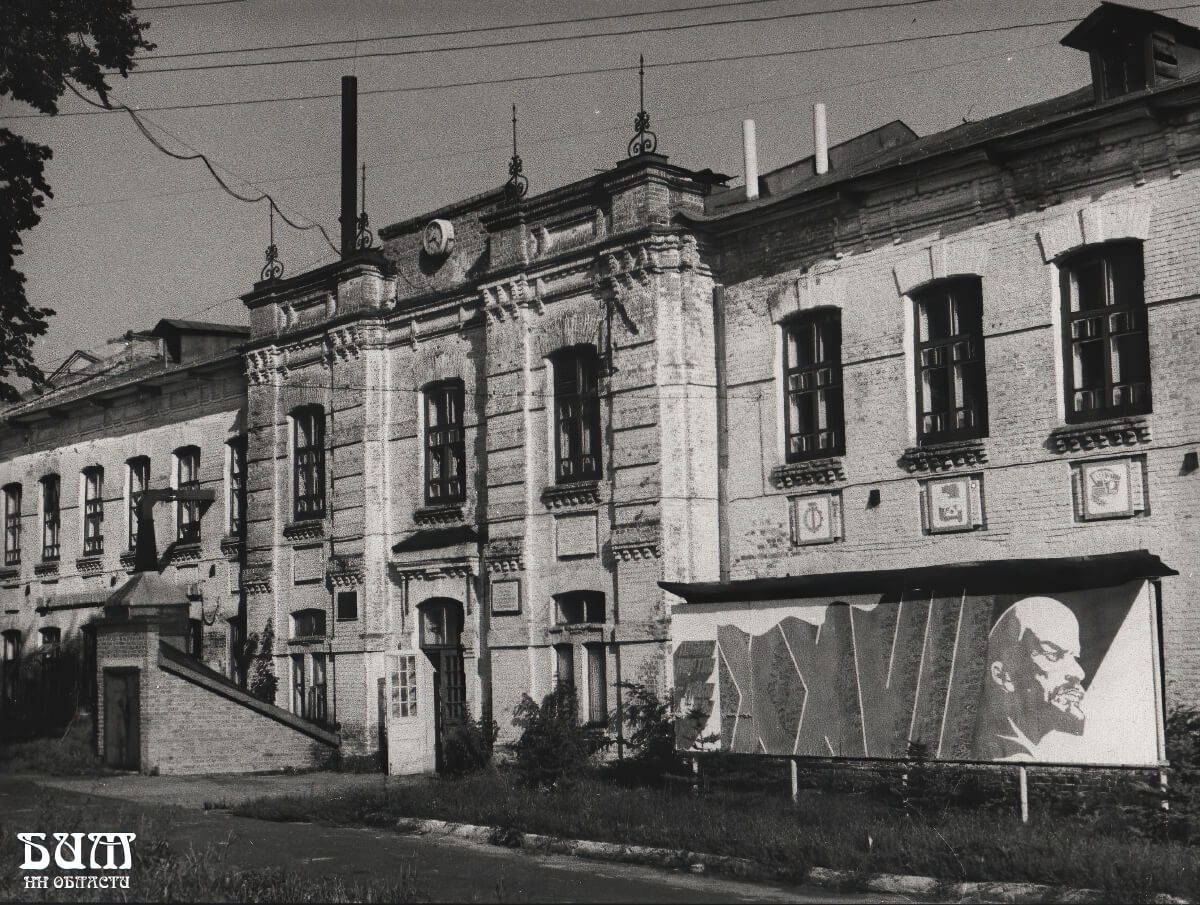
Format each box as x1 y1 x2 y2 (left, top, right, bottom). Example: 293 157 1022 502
713 286 730 582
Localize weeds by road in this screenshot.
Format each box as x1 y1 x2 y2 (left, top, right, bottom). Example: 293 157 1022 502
0 791 424 903
234 769 1199 900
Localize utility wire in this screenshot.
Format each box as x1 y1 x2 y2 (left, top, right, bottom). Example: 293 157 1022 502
63 83 339 255
37 38 1060 216
129 9 1123 76
136 0 244 9
142 0 947 61
7 2 1200 121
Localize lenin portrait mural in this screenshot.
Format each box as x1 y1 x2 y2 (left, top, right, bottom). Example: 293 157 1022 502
671 580 1162 765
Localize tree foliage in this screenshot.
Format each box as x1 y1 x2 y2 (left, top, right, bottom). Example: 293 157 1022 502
0 0 154 401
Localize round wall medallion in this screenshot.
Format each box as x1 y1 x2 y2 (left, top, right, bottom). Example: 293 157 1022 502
422 219 455 257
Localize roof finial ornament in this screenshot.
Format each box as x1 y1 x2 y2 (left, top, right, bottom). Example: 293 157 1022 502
506 103 529 200
356 162 374 249
628 55 657 158
261 205 283 282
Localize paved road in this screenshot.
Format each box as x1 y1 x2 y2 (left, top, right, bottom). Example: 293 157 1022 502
0 775 909 904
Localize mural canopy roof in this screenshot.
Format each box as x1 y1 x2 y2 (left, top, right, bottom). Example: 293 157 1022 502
660 550 1175 604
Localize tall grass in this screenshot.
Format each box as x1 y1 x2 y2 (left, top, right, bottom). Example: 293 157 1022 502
0 715 107 776
235 770 1200 899
0 792 425 903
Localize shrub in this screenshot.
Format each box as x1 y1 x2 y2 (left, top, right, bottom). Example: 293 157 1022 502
440 715 498 777
613 680 678 783
246 619 278 705
511 684 605 787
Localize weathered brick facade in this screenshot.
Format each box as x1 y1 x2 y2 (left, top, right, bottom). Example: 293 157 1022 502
4 3 1198 774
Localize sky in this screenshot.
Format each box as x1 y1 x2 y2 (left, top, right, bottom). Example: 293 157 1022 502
6 0 1200 374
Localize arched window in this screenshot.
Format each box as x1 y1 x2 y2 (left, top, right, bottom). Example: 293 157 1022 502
40 475 60 562
912 277 988 443
292 406 326 520
424 380 466 505
3 483 21 567
82 466 104 556
174 446 202 543
227 437 247 536
1059 241 1150 422
783 308 844 460
292 608 326 640
551 346 601 483
126 457 150 552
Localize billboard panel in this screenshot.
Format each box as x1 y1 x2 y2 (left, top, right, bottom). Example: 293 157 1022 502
671 580 1161 765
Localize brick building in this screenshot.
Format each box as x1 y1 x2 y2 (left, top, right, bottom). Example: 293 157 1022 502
4 1 1197 773
0 320 248 733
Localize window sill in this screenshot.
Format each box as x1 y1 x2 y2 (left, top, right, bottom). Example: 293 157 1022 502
771 457 844 488
34 561 59 578
1049 416 1151 454
413 503 464 527
283 519 325 541
0 567 19 582
119 551 138 570
75 557 103 575
548 623 606 639
899 439 988 473
541 480 601 509
288 635 327 647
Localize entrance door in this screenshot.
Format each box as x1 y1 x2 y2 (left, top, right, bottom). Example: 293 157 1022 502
426 648 467 772
384 651 435 775
103 668 140 771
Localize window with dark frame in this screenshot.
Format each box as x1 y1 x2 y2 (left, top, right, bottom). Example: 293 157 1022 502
291 654 305 716
228 614 247 687
186 619 203 661
228 437 247 537
1060 242 1151 423
424 380 466 505
127 457 149 551
1 630 20 706
783 309 845 461
585 643 607 726
552 347 602 483
913 278 988 443
4 484 21 567
293 407 326 520
39 627 60 648
555 591 605 625
175 447 201 543
82 466 104 556
293 608 326 639
336 590 358 621
309 653 328 723
554 644 574 689
40 476 60 562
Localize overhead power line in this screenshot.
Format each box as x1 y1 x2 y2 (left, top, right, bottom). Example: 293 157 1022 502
136 0 245 9
63 82 338 254
142 0 946 61
129 8 1114 76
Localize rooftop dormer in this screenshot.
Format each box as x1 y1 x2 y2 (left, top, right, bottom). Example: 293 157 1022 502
1062 2 1200 102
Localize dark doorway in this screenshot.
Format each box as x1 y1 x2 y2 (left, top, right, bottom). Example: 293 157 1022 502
417 598 467 772
103 668 140 771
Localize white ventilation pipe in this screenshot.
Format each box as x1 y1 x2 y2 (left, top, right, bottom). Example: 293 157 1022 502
742 119 759 201
814 103 829 175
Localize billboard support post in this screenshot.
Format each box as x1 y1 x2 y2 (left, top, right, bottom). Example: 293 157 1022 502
790 759 799 803
1019 766 1029 824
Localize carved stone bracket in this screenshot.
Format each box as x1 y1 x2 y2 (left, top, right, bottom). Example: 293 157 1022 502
541 480 601 509
246 347 285 386
899 440 989 473
242 562 272 594
283 519 325 541
75 557 103 576
119 551 137 571
0 567 18 582
34 562 59 579
1048 417 1151 454
610 522 663 562
771 457 845 488
391 558 476 581
413 504 465 527
484 537 524 573
327 553 365 588
169 543 202 565
219 535 244 561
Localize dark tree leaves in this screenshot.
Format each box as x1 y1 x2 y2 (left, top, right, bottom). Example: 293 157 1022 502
0 0 154 402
